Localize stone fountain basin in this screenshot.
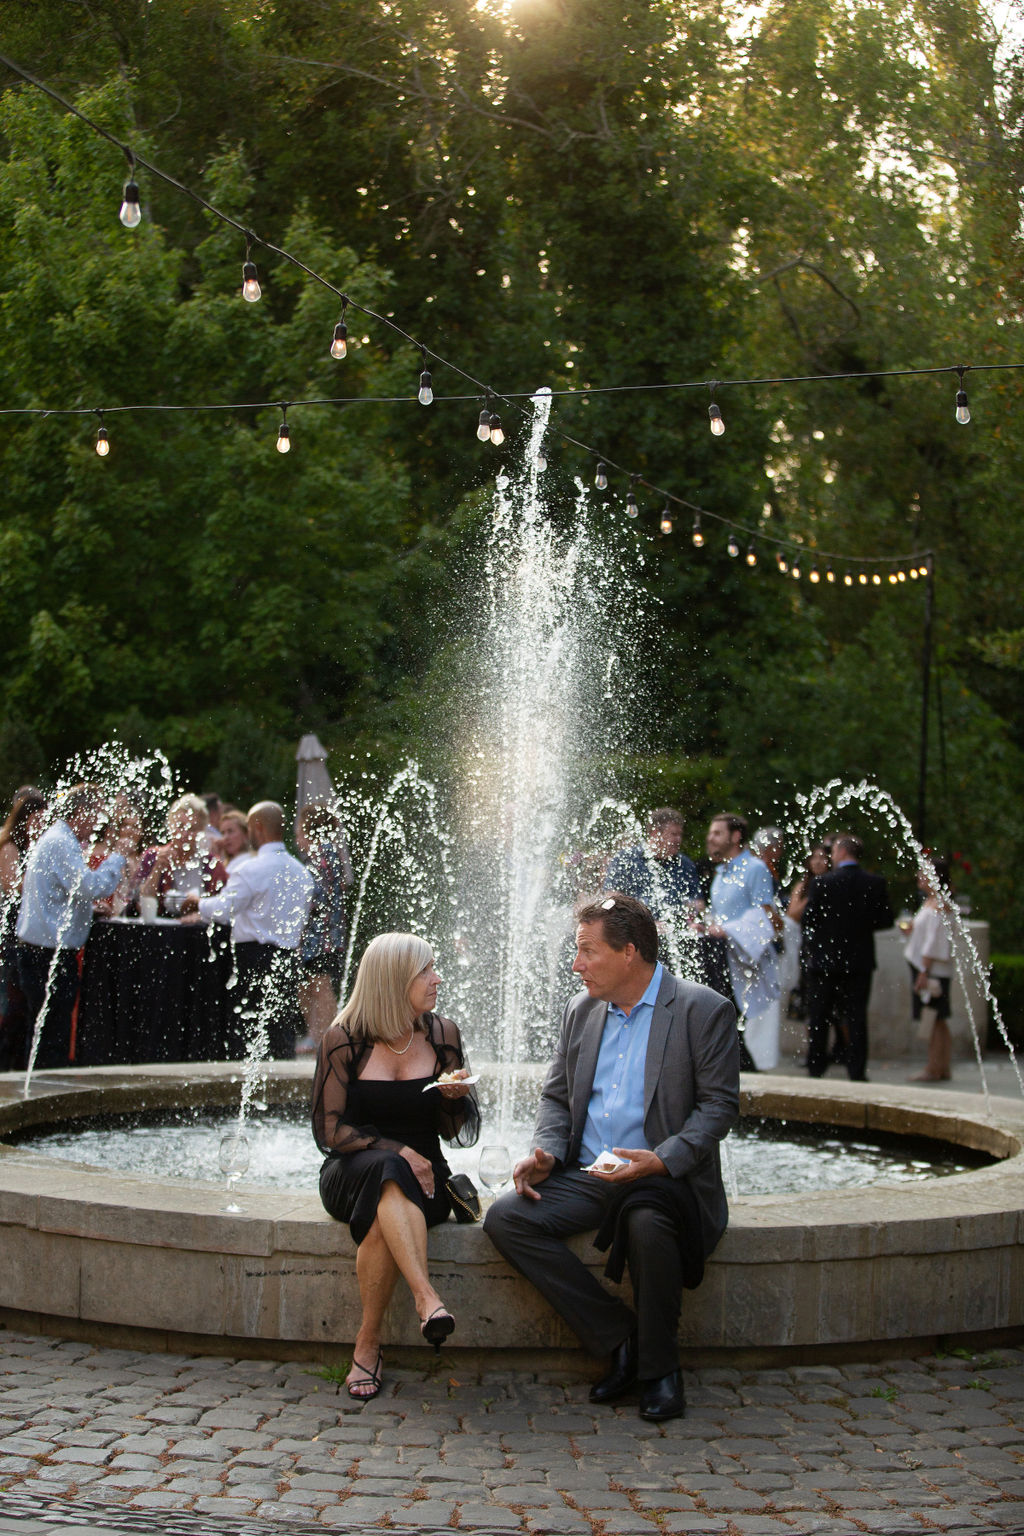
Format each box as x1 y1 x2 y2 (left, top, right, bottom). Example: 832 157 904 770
1 1063 1022 1362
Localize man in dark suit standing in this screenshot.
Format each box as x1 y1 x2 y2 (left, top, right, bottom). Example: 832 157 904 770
801 834 894 1081
484 892 739 1422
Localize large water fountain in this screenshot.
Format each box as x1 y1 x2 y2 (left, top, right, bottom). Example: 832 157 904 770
1 392 1022 1359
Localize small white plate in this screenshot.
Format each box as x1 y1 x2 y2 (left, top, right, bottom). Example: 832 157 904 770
421 1074 481 1092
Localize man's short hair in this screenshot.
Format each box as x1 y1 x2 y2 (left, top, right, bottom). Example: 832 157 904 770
648 807 684 831
833 833 864 861
711 812 748 844
575 891 659 964
59 783 102 823
248 800 285 840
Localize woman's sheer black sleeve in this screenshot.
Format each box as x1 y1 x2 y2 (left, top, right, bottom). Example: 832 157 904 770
429 1013 481 1148
310 1027 403 1155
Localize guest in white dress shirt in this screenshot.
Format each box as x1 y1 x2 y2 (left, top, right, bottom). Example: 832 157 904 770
182 801 313 1058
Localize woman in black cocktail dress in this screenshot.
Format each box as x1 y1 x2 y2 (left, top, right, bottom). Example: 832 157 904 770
311 932 479 1400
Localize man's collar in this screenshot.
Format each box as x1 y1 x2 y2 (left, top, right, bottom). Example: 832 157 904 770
255 840 286 856
609 961 663 1018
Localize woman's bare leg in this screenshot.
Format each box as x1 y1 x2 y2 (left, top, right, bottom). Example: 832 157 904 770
346 1217 399 1393
299 975 338 1045
375 1180 447 1320
928 1019 952 1079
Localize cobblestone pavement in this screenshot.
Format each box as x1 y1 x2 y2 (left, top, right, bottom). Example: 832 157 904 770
0 1331 1022 1536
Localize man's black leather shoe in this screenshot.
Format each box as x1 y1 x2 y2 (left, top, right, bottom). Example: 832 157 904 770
589 1332 638 1404
638 1368 686 1421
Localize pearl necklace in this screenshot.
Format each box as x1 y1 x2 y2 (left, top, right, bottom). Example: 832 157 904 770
384 1026 416 1055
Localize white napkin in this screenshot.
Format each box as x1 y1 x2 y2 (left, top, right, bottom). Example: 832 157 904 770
421 1074 481 1092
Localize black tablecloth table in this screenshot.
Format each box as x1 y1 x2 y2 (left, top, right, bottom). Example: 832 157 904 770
76 919 235 1065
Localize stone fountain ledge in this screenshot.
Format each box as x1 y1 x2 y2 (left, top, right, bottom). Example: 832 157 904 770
0 1064 1022 1361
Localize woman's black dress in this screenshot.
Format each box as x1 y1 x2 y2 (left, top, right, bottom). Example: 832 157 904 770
312 1012 479 1246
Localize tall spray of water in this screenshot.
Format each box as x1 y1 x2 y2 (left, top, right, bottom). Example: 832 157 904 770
337 390 650 1129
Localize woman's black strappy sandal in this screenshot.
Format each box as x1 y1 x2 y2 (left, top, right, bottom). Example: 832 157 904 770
420 1306 455 1352
347 1347 383 1400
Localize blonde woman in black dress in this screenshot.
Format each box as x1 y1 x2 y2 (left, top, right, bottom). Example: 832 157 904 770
311 932 479 1400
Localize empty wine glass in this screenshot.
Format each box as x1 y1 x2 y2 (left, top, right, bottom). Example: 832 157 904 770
478 1144 512 1201
218 1131 250 1213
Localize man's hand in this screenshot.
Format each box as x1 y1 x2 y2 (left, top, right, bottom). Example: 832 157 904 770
179 894 200 916
589 1148 668 1183
512 1147 556 1200
401 1146 435 1198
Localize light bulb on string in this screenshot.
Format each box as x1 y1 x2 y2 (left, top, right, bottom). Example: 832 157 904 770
872 572 882 585
709 402 725 437
476 407 492 443
826 565 836 583
95 416 109 457
489 413 505 446
919 561 930 577
536 443 548 472
276 405 291 454
625 486 639 519
776 551 788 574
242 250 261 303
746 542 757 567
791 558 801 579
330 318 349 359
119 173 141 229
691 515 705 547
843 572 854 586
889 572 898 585
809 564 820 584
897 569 906 582
595 462 609 490
909 567 919 579
955 365 971 425
660 506 673 535
418 370 433 406
858 571 869 585
727 531 740 557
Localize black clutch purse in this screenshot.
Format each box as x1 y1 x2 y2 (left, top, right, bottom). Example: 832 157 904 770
446 1172 481 1223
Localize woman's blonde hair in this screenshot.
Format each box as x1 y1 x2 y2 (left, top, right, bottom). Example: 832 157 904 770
337 932 435 1043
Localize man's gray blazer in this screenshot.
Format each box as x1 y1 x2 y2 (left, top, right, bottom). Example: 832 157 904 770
533 968 740 1257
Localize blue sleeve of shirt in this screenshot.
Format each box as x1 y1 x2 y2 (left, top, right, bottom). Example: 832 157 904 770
748 858 774 906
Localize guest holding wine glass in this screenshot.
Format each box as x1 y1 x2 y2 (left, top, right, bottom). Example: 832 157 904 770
311 932 479 1401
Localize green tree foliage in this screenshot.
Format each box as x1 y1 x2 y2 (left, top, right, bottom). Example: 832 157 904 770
1 0 1023 936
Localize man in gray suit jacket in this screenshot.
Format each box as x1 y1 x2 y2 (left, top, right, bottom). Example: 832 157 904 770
484 892 739 1421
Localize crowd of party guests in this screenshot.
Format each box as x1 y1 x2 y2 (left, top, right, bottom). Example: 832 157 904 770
587 807 961 1082
0 782 960 1083
0 782 353 1072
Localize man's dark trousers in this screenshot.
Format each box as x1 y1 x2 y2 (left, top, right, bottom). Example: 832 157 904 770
806 966 873 1080
227 942 300 1060
15 942 79 1069
484 1169 686 1379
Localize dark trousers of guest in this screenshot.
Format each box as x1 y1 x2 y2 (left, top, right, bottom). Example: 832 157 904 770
806 966 873 1081
225 942 300 1060
15 942 80 1070
484 1169 685 1380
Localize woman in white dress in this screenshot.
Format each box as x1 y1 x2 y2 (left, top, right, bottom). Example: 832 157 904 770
904 857 955 1082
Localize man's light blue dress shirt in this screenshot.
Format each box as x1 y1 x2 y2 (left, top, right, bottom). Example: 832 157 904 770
580 961 663 1166
709 848 773 924
16 821 124 950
